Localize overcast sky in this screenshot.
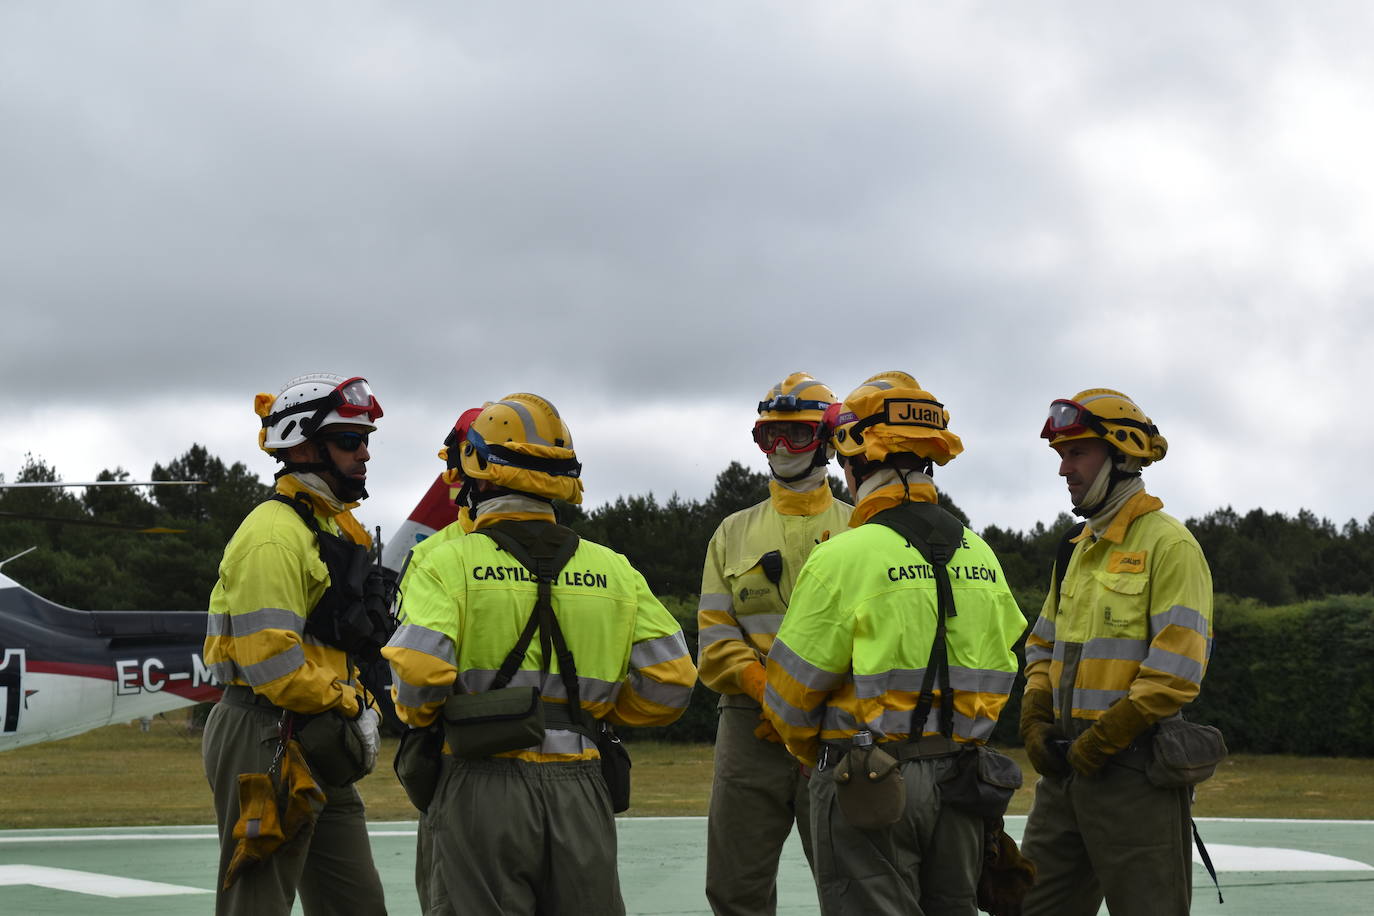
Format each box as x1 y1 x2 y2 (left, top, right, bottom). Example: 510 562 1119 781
4 2 1371 546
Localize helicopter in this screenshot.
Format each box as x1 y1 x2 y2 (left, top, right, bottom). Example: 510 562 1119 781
0 474 462 752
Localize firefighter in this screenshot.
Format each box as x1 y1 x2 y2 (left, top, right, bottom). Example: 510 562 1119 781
203 373 388 915
763 371 1026 915
383 392 697 915
697 372 852 915
402 406 481 914
1019 389 1214 915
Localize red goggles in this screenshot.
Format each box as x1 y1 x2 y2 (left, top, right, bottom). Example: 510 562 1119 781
753 420 822 453
333 377 384 421
1040 399 1102 440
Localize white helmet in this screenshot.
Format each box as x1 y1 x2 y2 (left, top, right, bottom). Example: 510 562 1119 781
257 373 383 452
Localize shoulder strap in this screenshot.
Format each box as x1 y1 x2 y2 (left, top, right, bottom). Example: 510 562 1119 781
869 503 966 739
271 492 323 535
1053 521 1086 604
474 521 591 731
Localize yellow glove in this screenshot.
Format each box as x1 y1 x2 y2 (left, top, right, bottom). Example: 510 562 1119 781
739 662 768 704
1019 689 1068 777
1068 699 1151 776
753 711 784 744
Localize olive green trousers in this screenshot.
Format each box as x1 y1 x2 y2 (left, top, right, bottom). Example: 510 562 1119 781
423 755 624 915
810 754 982 916
202 698 386 916
706 701 817 915
1019 752 1193 916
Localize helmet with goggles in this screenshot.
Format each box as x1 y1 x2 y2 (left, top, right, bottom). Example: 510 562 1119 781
753 372 838 454
458 393 584 504
257 374 383 453
1040 388 1167 465
830 371 963 466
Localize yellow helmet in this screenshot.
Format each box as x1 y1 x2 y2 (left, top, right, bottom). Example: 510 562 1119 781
831 371 964 466
753 372 838 453
458 393 584 504
756 372 837 423
1041 388 1167 465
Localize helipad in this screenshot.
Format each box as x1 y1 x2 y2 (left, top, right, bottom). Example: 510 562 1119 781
1 817 1371 914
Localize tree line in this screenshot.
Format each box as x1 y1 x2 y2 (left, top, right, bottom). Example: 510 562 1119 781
3 446 1372 612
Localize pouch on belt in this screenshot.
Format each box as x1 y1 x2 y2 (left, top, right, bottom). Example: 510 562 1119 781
1146 716 1228 788
296 710 370 786
833 741 905 830
939 744 1023 818
442 685 545 759
394 723 445 811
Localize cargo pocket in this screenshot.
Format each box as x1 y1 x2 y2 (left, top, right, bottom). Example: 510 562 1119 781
1091 569 1149 633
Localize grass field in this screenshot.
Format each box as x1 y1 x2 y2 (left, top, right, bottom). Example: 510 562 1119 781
2 713 1371 828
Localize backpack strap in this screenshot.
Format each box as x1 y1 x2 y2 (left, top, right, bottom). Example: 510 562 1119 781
474 521 594 735
1053 521 1086 604
869 502 966 740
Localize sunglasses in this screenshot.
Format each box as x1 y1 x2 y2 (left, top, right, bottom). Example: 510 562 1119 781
753 420 821 453
321 431 370 453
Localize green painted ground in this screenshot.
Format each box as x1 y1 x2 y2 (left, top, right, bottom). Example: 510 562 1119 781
1 817 1371 914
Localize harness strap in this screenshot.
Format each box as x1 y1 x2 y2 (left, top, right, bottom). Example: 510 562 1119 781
869 502 966 740
474 521 594 734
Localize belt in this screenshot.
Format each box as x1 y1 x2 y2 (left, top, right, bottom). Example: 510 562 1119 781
817 734 963 771
221 684 289 714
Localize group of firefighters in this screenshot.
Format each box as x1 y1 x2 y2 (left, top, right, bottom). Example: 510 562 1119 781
201 369 1214 916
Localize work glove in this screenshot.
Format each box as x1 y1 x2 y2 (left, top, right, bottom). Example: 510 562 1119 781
976 815 1037 916
739 662 768 704
357 707 381 776
1019 689 1068 777
753 711 784 744
1067 699 1150 777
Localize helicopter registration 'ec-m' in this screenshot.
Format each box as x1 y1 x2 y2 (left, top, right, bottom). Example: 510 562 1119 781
0 478 222 752
0 472 463 752
0 555 221 752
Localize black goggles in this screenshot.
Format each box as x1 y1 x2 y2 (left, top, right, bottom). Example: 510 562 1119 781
320 430 370 453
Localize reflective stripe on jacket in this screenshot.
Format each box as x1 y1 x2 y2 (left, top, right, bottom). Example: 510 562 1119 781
382 517 697 762
696 484 852 696
763 500 1025 767
203 477 369 717
1023 490 1214 730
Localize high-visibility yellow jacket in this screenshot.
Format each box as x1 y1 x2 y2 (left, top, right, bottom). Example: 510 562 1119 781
1024 491 1213 731
697 482 852 697
382 513 697 762
764 497 1025 767
204 477 371 717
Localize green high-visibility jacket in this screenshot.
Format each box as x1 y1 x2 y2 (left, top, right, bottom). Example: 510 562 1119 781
764 501 1025 767
383 519 697 762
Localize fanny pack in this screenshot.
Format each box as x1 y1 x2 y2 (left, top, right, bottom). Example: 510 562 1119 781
938 743 1023 819
442 685 546 759
295 708 370 787
1146 715 1228 788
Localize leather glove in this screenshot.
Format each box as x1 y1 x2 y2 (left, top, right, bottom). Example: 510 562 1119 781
356 707 381 776
1067 699 1150 777
1019 689 1068 777
739 662 768 704
753 711 784 744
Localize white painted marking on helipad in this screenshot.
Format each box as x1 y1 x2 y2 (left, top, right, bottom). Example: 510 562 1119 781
1198 844 1374 872
0 865 212 897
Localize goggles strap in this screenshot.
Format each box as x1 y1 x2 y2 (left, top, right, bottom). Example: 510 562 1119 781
466 429 582 478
